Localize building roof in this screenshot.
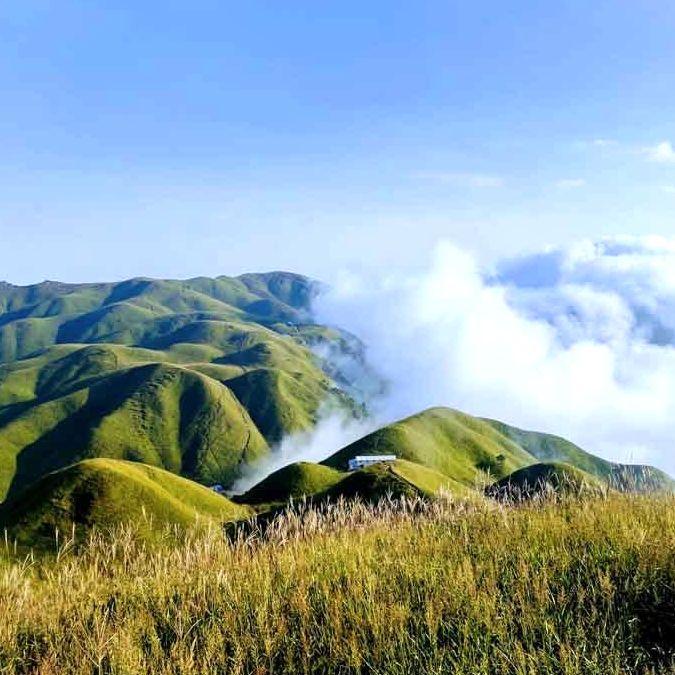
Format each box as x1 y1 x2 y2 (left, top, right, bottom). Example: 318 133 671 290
351 455 397 461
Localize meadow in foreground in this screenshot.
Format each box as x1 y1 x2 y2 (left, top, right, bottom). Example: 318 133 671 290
1 492 674 675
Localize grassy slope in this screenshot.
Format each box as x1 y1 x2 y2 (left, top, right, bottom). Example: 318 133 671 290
324 407 534 485
485 462 605 501
242 458 467 508
0 272 315 361
242 462 346 505
1 495 673 673
0 458 252 546
324 407 673 493
0 273 354 500
0 362 270 500
485 418 675 490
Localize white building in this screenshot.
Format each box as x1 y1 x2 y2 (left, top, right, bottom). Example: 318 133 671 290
348 455 397 471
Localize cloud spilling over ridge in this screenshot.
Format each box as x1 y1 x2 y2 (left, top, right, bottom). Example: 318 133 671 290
229 411 375 495
313 236 675 475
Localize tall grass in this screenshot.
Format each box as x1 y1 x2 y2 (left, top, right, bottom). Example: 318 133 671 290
1 493 674 674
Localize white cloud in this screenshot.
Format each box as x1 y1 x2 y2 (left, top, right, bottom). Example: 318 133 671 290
645 141 675 163
415 172 504 188
591 138 617 147
229 410 375 495
314 236 675 476
660 185 675 194
554 178 585 189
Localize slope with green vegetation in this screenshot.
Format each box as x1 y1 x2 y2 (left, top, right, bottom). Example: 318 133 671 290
241 461 346 505
1 493 674 673
485 462 605 501
324 407 534 484
0 273 317 362
484 418 674 491
323 407 674 494
0 273 357 502
240 457 465 509
0 362 270 500
0 458 252 548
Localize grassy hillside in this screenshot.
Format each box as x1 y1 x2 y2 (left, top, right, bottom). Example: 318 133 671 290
0 274 357 500
324 407 673 493
0 272 316 361
0 362 270 500
0 494 673 673
484 418 674 490
241 462 346 505
324 407 535 485
242 458 468 508
0 458 252 547
485 462 605 501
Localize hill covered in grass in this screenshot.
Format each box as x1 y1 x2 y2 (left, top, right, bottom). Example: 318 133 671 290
0 273 317 362
241 458 467 508
237 407 671 510
323 407 674 493
485 462 605 501
0 273 358 502
1 493 673 673
0 458 252 547
1 274 672 544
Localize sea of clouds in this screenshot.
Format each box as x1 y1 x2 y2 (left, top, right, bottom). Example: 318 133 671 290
312 235 675 476
232 235 675 492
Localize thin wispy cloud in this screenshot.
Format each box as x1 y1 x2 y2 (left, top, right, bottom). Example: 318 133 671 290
415 172 505 188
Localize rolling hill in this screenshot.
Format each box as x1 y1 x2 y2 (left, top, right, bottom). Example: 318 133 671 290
322 407 674 492
0 458 252 546
239 458 465 511
236 404 673 509
0 273 358 502
485 462 605 501
1 274 673 542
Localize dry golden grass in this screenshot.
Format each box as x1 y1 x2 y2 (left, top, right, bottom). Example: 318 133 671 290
1 492 674 674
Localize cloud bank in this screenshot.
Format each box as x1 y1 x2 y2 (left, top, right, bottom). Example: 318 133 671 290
314 235 675 475
229 411 375 495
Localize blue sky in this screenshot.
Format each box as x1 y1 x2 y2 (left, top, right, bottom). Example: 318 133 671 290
2 1 675 283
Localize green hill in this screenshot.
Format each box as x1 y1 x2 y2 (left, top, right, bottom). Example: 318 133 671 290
241 462 346 505
0 272 316 362
1 274 672 533
242 457 468 508
323 407 533 485
0 458 252 547
323 407 673 492
0 273 357 501
482 419 673 490
0 362 270 500
485 462 605 501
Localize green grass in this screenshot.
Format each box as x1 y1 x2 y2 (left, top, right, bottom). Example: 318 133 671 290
324 407 535 484
0 273 357 500
0 493 673 673
391 458 469 496
485 462 605 501
243 458 469 507
0 272 315 361
0 458 252 548
0 362 271 499
485 418 675 490
241 461 346 505
324 407 674 494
